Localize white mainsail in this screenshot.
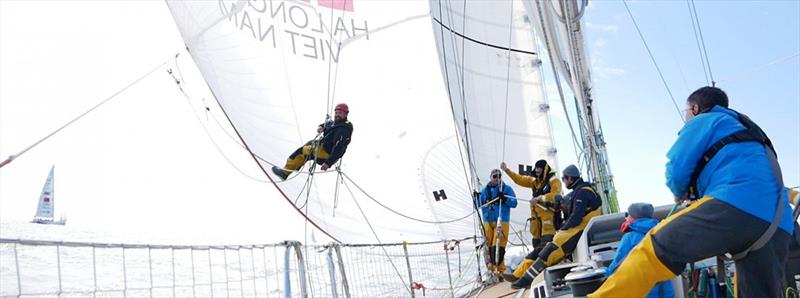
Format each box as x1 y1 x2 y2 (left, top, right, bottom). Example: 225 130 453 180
166 0 480 243
32 165 56 222
429 0 558 246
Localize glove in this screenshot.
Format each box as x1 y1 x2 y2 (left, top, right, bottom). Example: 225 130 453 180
498 192 506 204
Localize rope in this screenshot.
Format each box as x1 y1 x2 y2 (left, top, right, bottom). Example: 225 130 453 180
167 59 272 184
622 0 684 123
340 178 414 295
533 0 584 162
686 0 710 86
689 0 714 85
0 52 180 169
429 18 537 56
168 57 327 184
341 172 474 224
437 0 481 188
717 51 800 84
324 4 348 116
500 0 514 162
439 0 484 186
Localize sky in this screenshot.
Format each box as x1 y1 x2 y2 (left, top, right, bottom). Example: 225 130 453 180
0 1 308 244
1 0 798 243
578 0 800 210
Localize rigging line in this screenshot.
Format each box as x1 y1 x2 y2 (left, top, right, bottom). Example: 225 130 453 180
325 5 335 115
199 78 342 244
442 0 480 187
622 0 684 123
690 0 714 85
341 172 474 224
507 224 529 251
501 0 515 163
202 101 328 179
431 17 537 56
169 70 269 183
717 51 800 84
325 4 349 116
293 169 313 207
170 54 315 184
452 0 479 188
206 109 330 178
0 52 180 169
686 0 709 85
340 178 413 295
453 1 480 228
167 57 307 184
529 23 565 168
533 0 584 160
332 166 342 217
437 0 480 192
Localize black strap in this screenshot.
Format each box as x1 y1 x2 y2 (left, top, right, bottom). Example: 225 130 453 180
723 142 783 261
687 110 784 261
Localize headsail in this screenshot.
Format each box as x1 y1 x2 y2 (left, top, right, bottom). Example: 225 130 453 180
166 0 479 243
33 165 55 221
429 0 558 246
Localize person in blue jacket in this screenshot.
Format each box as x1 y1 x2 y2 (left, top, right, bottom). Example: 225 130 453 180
605 203 673 298
592 87 792 297
478 169 517 273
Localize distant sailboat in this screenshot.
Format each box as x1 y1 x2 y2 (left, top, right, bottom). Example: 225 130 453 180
31 166 66 225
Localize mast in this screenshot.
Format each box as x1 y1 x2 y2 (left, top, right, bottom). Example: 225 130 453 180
533 0 619 213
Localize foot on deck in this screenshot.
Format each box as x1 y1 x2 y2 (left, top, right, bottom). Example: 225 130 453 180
510 274 533 289
502 273 518 283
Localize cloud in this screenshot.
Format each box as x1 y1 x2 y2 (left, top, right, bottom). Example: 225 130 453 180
586 22 619 34
592 58 626 80
594 38 608 48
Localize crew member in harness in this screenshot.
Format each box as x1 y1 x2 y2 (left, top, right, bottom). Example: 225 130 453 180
591 87 794 297
512 164 602 289
500 160 562 282
272 103 353 180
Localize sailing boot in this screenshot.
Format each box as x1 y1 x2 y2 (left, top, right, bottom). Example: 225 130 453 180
488 246 497 272
497 247 507 273
511 258 545 289
271 166 289 180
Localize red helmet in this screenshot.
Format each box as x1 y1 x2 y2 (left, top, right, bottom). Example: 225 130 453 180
334 103 349 114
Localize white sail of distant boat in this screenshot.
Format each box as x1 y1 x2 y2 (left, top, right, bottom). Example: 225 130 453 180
31 165 66 225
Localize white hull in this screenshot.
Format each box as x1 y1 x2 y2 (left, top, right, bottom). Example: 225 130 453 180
31 218 66 225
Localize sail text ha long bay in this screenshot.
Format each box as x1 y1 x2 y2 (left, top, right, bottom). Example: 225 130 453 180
219 0 369 63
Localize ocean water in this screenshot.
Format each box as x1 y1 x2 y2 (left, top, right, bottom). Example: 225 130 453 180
0 221 482 297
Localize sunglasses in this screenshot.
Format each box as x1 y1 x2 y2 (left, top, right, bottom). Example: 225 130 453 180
491 174 500 179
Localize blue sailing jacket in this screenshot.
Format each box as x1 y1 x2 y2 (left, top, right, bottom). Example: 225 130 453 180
606 218 674 298
665 106 793 233
478 182 517 223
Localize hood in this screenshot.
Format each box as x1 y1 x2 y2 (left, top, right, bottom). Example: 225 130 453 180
628 218 659 234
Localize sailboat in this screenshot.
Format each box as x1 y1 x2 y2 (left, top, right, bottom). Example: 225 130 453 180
30 165 66 225
162 0 625 296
